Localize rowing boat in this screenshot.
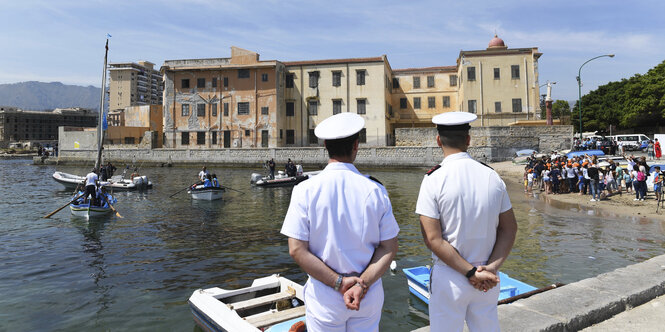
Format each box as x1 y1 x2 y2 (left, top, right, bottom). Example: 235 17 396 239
188 275 306 332
402 265 537 304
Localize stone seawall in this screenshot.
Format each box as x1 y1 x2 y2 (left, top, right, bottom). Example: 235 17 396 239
396 125 574 159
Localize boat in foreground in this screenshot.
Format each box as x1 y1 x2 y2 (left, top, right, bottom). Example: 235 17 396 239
188 186 225 200
188 275 306 332
69 192 118 219
403 266 537 304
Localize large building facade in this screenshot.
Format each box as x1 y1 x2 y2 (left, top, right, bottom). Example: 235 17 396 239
108 61 163 112
158 35 541 148
0 107 97 143
161 47 285 149
283 57 393 146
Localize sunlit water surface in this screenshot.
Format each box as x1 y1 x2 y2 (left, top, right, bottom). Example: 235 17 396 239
1 159 663 331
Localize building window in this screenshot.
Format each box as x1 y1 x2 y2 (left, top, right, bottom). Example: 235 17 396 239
197 132 205 145
413 97 421 109
308 100 318 115
494 68 500 80
238 69 250 79
286 130 295 144
261 73 268 82
181 104 190 116
443 96 450 107
359 128 366 143
286 73 294 88
280 129 283 139
357 99 366 114
245 129 250 136
197 78 205 88
495 101 502 113
309 129 318 144
181 79 190 89
428 96 435 109
197 103 205 117
223 77 228 87
392 78 400 89
261 130 268 147
332 71 341 87
212 103 218 116
238 102 250 115
427 76 435 88
512 98 522 112
124 137 135 144
413 76 420 88
212 77 217 87
467 67 476 81
511 65 520 79
449 75 457 86
309 71 319 88
468 100 477 113
356 70 366 85
223 102 229 116
181 131 189 145
400 98 407 109
261 106 269 115
333 99 342 114
286 102 295 116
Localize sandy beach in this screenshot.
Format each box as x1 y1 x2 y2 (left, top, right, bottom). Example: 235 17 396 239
490 161 665 221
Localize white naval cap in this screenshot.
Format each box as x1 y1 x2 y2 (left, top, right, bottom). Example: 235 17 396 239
432 111 477 126
314 112 365 140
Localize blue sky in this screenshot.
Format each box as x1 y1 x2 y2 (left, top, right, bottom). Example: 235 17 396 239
1 0 663 102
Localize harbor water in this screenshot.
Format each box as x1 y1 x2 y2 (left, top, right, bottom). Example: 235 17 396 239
1 159 664 331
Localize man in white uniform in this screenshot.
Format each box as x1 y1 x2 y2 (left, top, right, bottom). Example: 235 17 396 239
416 112 517 332
281 112 399 332
198 166 208 183
84 168 99 205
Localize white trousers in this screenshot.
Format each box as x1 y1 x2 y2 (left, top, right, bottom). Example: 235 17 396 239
429 264 500 332
304 278 384 332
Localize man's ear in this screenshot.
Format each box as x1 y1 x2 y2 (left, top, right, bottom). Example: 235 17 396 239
466 135 471 146
436 135 442 147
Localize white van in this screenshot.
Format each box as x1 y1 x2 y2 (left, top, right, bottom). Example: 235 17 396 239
614 134 650 151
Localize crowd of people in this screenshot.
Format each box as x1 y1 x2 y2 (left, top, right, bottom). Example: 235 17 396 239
523 152 663 202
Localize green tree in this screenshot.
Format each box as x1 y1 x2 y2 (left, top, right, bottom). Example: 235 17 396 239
540 100 570 119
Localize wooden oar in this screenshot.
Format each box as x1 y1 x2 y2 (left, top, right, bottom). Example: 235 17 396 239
101 194 123 218
44 193 86 218
222 185 245 195
170 185 194 198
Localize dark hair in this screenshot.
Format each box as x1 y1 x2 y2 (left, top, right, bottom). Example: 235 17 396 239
325 133 360 158
212 173 217 178
206 174 212 180
437 125 468 150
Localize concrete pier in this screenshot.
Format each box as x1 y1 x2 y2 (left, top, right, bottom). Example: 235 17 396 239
413 254 665 331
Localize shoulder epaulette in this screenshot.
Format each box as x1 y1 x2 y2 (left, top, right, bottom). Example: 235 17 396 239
426 164 441 176
478 161 494 170
368 175 383 185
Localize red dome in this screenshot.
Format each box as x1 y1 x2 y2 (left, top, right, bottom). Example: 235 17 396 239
488 35 506 48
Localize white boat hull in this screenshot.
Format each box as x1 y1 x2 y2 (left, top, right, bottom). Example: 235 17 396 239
189 187 224 200
188 275 305 332
69 204 113 218
53 171 152 190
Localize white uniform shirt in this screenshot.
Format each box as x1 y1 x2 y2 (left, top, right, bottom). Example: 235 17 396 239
85 172 98 187
281 162 400 276
416 152 512 265
198 170 208 182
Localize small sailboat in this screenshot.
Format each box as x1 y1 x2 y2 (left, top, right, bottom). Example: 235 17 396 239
70 36 119 218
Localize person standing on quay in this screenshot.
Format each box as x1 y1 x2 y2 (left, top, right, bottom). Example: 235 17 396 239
281 112 399 332
416 112 517 332
655 138 661 160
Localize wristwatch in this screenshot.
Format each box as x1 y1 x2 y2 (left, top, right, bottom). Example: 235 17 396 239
333 275 343 291
465 266 477 279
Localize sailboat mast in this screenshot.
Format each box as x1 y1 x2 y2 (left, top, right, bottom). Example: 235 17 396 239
95 38 109 171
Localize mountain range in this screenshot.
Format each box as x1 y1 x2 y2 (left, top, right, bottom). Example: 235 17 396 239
0 81 101 111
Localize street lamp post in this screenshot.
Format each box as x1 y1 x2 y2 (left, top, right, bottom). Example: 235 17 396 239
577 54 615 138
